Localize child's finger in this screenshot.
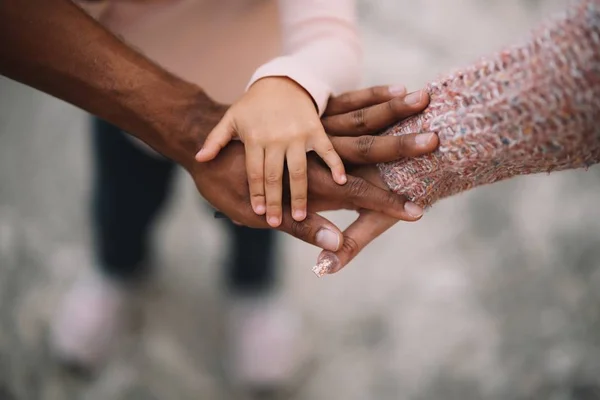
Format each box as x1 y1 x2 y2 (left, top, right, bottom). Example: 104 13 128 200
264 147 285 227
312 134 347 185
195 114 234 162
245 144 266 215
286 144 308 221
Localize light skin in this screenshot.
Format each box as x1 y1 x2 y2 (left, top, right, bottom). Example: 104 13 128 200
196 76 347 228
0 0 436 256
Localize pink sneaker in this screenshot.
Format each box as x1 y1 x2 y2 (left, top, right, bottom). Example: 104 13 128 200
50 268 130 372
226 294 309 393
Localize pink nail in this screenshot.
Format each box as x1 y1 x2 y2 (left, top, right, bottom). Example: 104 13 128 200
315 228 340 251
388 85 406 96
268 216 280 227
416 133 435 146
405 91 423 105
312 251 341 277
404 201 423 218
293 209 306 220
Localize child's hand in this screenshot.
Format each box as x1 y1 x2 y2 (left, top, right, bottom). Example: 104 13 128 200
195 77 346 227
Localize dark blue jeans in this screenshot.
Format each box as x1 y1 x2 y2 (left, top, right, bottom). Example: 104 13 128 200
91 117 277 294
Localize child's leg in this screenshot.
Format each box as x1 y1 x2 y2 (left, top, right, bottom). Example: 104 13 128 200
91 117 177 281
223 221 278 294
50 118 177 370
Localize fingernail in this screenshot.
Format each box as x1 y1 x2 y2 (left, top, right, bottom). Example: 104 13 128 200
416 133 435 146
404 201 423 218
268 216 280 227
315 228 340 251
254 204 266 215
338 174 347 184
388 85 406 96
195 148 205 160
405 91 423 105
293 209 306 221
312 251 341 277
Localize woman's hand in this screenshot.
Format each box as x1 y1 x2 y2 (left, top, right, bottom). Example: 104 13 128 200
195 76 346 227
313 86 436 276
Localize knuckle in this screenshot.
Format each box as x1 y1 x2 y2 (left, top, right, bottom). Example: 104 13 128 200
244 128 261 141
290 218 313 240
356 136 375 159
388 97 405 113
250 192 265 200
384 192 402 208
265 173 282 185
352 108 367 130
266 201 281 212
319 140 336 155
395 135 410 156
304 119 321 132
248 172 264 184
292 196 307 205
287 128 304 141
347 178 369 197
290 168 307 181
341 235 360 258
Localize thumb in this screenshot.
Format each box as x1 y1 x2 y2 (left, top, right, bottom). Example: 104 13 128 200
195 113 235 162
312 210 399 277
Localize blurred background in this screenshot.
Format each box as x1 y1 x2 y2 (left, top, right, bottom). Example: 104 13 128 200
2 0 600 399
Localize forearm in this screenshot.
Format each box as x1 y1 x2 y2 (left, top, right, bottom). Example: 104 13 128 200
379 0 600 208
0 0 218 169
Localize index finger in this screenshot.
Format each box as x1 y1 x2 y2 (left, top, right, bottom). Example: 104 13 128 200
323 90 430 137
323 85 404 116
331 132 439 164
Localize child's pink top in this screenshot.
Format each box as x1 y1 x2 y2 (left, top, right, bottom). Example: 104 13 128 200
83 0 361 112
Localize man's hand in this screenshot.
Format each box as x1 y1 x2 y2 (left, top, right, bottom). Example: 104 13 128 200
188 86 438 252
0 0 218 165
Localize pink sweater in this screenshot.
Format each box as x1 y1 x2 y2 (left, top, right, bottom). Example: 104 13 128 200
378 0 600 208
79 0 361 113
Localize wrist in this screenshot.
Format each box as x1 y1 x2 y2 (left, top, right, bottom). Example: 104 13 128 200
126 78 228 171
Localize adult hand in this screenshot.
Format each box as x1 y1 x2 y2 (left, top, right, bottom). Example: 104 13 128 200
309 86 437 275
187 85 438 253
313 166 402 276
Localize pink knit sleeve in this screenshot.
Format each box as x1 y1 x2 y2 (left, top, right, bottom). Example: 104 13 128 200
378 0 600 208
247 0 362 115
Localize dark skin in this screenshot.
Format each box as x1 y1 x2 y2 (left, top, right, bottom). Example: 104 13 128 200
0 0 438 265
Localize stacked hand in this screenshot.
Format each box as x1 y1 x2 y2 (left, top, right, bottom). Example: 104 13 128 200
187 86 438 274
1 0 432 277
